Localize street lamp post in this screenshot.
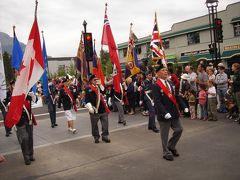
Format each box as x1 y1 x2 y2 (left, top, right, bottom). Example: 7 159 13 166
206 0 221 65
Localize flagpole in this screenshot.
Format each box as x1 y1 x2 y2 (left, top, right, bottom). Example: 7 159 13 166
35 0 38 18
101 3 108 51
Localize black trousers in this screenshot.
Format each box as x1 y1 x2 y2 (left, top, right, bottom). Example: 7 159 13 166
16 123 34 163
90 113 109 140
49 105 56 125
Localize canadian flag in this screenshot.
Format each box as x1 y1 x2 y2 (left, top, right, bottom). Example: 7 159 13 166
5 18 44 128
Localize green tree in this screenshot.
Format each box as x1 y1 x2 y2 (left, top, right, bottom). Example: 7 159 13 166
3 52 14 84
67 62 76 76
188 55 198 71
100 49 112 76
57 67 65 77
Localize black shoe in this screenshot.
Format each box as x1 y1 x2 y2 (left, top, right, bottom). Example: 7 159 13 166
25 160 31 165
169 148 180 157
118 121 123 124
9 131 12 134
30 157 35 161
54 124 58 126
123 121 127 126
94 139 100 144
102 137 111 143
148 127 152 130
5 133 10 137
152 128 160 133
51 124 55 128
163 154 174 161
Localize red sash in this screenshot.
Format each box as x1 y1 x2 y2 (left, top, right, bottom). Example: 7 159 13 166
63 85 77 112
89 85 110 113
24 100 37 126
155 79 177 105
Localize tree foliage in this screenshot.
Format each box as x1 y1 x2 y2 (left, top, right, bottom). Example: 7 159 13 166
100 49 112 77
3 52 14 84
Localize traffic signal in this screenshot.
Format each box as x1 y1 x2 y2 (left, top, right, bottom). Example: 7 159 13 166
83 33 93 61
214 18 223 43
208 43 217 54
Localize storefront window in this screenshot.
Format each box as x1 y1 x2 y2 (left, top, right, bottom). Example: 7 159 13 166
163 39 170 49
233 22 240 37
187 32 200 45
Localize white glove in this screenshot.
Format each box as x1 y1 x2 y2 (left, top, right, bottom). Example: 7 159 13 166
151 100 154 106
108 98 112 106
139 100 143 106
184 108 189 113
85 103 95 114
89 107 95 114
99 84 105 91
164 113 172 119
29 91 37 103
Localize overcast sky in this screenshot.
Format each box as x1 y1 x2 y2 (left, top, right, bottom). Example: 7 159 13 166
0 0 239 57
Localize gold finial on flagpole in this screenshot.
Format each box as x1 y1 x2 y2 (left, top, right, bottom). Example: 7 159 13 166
35 0 38 18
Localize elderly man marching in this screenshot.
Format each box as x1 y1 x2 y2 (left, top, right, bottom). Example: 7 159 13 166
140 70 159 133
85 75 111 144
152 63 183 161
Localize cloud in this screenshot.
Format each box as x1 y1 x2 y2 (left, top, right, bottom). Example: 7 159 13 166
0 0 239 57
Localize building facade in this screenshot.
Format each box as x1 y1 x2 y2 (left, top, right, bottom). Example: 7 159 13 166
117 2 240 69
48 57 75 76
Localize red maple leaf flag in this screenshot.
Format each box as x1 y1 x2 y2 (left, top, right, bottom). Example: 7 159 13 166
101 4 121 93
5 18 44 128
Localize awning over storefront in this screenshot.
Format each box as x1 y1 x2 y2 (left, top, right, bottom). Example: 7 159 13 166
231 16 240 24
180 53 212 63
222 44 240 59
166 55 176 63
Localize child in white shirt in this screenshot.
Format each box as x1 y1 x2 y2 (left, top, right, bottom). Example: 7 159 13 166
207 80 217 121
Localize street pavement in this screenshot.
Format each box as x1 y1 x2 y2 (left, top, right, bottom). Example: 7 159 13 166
0 108 240 180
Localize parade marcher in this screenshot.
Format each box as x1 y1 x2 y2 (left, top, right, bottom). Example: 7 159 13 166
9 90 38 165
85 75 111 143
140 70 159 133
125 77 136 115
152 63 183 161
106 77 126 126
46 78 58 128
58 78 77 134
1 80 15 137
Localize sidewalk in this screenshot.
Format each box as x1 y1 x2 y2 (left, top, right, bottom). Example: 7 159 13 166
0 113 240 180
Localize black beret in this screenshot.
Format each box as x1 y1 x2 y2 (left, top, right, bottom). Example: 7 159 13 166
89 74 97 82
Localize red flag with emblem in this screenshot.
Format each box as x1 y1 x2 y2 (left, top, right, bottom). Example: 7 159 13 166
5 18 44 128
101 4 121 93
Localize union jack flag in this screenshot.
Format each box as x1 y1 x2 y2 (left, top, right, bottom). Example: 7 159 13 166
150 12 167 66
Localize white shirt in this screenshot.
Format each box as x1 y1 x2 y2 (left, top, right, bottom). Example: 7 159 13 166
208 86 216 98
160 78 172 93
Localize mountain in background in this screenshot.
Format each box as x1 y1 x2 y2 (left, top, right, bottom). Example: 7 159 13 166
0 32 26 55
